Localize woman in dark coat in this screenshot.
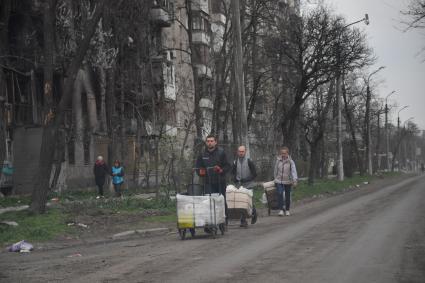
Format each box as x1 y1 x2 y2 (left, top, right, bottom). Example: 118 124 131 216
93 155 109 198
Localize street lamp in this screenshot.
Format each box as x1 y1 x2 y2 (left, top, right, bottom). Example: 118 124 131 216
397 105 409 130
391 105 409 171
385 90 396 171
343 14 370 28
335 14 370 181
401 117 414 171
365 66 385 175
403 117 414 128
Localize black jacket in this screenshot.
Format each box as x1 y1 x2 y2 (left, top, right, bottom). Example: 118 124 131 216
195 147 231 184
231 158 257 183
93 162 109 185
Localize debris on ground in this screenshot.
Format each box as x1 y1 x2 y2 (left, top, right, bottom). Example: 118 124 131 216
8 240 34 253
0 221 19 226
67 222 88 228
67 253 82 258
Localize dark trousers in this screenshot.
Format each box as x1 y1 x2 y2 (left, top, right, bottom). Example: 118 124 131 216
276 183 292 211
113 183 122 197
95 177 105 196
96 184 104 196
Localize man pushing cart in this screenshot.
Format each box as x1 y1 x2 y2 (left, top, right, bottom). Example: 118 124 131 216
176 134 230 239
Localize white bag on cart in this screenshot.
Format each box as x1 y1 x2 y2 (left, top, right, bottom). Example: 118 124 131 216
176 194 226 228
226 185 253 215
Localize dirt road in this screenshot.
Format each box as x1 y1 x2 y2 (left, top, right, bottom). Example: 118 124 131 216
1 175 425 283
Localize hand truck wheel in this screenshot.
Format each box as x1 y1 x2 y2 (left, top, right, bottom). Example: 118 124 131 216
178 228 186 240
219 223 225 235
211 227 218 239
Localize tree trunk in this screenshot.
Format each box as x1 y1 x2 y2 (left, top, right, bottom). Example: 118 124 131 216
106 67 115 164
342 80 364 175
73 70 85 165
99 67 108 133
186 0 203 142
308 140 320 185
231 0 249 153
82 65 98 133
30 1 108 213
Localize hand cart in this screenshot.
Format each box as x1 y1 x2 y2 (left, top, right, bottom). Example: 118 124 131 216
262 181 279 216
176 167 226 240
226 184 256 227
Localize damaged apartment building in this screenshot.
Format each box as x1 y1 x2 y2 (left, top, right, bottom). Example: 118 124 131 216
0 0 228 194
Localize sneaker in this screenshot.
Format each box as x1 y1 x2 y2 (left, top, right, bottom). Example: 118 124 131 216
278 210 284 216
285 210 290 216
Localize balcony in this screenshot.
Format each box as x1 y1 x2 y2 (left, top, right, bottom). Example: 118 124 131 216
191 0 209 14
150 1 173 28
151 52 176 101
211 13 226 26
199 97 213 110
192 30 210 45
195 64 212 79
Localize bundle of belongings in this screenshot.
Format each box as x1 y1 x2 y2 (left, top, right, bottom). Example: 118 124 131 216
226 185 253 218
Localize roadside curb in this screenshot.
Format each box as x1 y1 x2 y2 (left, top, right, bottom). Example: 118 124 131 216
112 227 170 239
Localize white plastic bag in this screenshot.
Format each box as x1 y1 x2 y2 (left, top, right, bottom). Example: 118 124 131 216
261 192 267 205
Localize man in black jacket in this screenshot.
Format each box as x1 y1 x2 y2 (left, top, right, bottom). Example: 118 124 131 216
231 145 258 227
196 135 231 232
195 135 231 195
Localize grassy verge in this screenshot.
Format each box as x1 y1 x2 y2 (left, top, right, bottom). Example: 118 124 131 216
252 172 402 207
0 209 73 246
0 195 31 208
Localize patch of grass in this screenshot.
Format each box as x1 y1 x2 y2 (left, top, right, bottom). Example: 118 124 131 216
0 209 73 246
292 175 372 201
0 195 31 208
253 172 405 206
144 214 176 223
62 196 176 216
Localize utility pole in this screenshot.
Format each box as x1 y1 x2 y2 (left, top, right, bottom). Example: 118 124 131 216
336 75 344 181
385 90 395 171
365 66 385 175
231 0 249 155
335 14 369 181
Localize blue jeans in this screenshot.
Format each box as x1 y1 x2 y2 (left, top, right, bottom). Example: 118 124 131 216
276 183 292 211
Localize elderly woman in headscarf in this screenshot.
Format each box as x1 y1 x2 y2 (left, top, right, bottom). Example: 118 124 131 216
93 155 109 198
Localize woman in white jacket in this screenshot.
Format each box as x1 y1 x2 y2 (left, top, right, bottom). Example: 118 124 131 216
274 147 298 216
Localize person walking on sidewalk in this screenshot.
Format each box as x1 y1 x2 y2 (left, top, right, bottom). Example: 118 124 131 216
93 156 109 199
274 146 298 216
231 145 258 227
111 160 125 198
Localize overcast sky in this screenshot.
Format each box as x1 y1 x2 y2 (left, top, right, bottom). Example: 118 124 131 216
305 0 425 130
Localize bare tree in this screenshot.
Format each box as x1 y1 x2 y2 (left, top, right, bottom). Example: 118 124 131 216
402 0 425 30
30 0 110 213
302 81 334 184
266 7 371 151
